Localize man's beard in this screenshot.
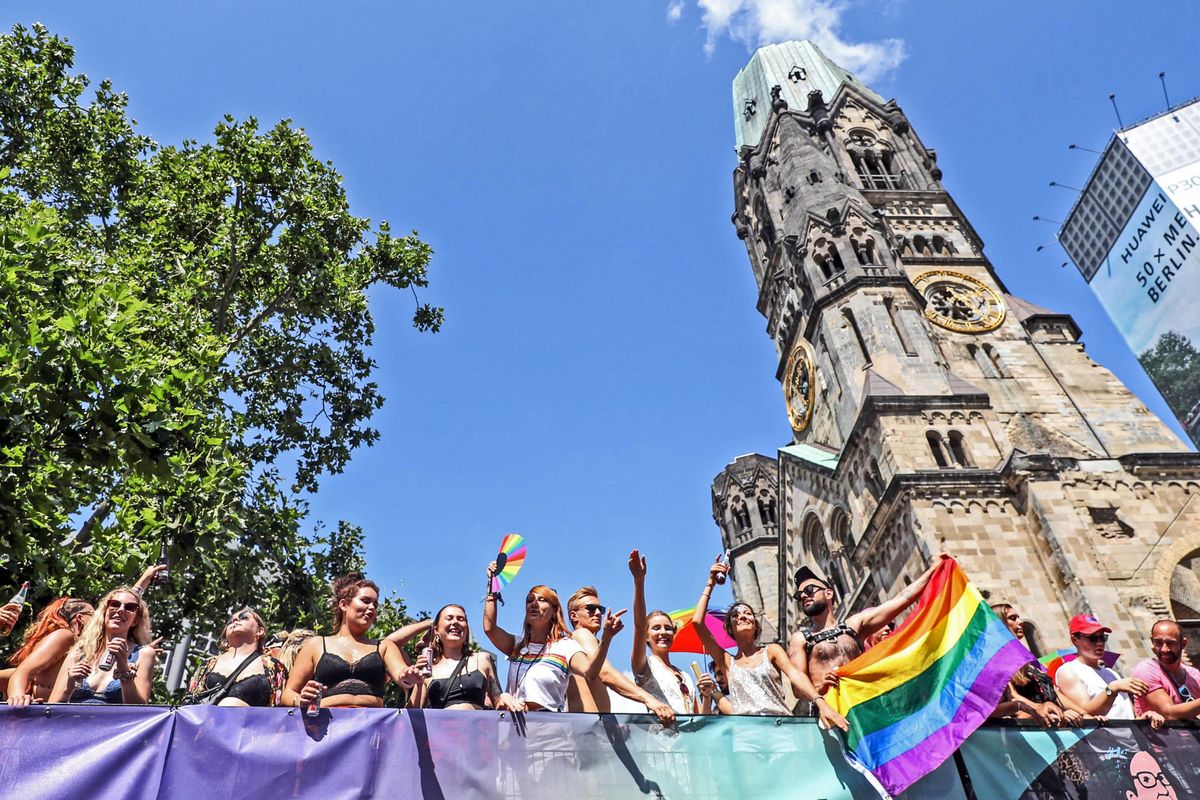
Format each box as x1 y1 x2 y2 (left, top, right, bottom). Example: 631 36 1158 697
802 598 829 618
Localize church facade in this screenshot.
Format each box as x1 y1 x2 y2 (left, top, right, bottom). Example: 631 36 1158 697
711 41 1200 662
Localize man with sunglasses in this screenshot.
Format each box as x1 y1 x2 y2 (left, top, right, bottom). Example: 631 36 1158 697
1055 614 1165 727
564 585 675 725
786 554 949 712
1130 619 1200 721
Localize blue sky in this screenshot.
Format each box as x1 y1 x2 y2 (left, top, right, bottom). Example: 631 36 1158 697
8 2 1198 633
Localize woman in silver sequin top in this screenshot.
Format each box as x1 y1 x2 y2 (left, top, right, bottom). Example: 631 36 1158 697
692 556 849 731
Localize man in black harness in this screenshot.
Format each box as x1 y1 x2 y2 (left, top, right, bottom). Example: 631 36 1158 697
787 555 948 715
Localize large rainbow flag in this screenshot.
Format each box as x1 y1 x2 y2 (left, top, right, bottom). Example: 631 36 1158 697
826 558 1033 798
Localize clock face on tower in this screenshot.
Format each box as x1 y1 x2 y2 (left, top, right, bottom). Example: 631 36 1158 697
783 340 816 433
912 270 1006 333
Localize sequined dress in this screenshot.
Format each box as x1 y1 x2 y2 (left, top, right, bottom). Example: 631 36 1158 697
726 648 790 716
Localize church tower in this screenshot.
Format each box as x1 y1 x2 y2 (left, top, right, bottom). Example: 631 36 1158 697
716 41 1200 660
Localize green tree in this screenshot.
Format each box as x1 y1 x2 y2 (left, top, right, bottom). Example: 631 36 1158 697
1140 330 1200 435
0 23 438 646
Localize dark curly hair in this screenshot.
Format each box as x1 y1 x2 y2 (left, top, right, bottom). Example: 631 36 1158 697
331 572 380 630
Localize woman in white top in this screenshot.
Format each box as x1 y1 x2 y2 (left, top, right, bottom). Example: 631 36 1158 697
692 556 816 717
483 563 624 711
628 549 698 715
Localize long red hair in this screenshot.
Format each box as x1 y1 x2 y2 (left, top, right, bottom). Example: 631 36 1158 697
9 597 91 666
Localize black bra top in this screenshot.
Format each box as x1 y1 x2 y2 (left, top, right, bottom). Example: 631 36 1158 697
428 661 488 709
314 637 387 698
204 669 273 707
805 623 864 654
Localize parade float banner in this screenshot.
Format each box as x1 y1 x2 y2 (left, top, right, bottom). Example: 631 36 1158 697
0 706 1198 799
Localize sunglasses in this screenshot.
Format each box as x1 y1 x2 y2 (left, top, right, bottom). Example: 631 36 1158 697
1074 632 1108 644
107 599 140 613
795 585 827 599
226 610 254 626
1180 683 1194 702
576 603 606 615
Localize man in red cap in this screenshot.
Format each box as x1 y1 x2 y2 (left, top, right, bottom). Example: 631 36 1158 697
1054 613 1164 727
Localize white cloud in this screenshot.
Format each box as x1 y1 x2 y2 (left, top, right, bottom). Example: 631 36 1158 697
675 0 905 83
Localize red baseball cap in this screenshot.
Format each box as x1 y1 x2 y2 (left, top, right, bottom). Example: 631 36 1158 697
1068 613 1112 636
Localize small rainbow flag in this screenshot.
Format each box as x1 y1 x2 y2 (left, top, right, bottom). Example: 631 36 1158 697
827 559 1033 798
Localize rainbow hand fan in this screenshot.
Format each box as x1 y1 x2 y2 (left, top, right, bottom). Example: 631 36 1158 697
490 533 527 593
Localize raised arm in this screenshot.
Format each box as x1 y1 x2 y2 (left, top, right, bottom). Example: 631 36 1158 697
769 643 848 731
629 549 650 677
692 557 731 673
133 564 168 596
385 618 434 650
850 554 949 638
482 561 516 657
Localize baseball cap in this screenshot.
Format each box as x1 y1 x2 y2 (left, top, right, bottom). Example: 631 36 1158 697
793 566 834 595
1068 613 1112 636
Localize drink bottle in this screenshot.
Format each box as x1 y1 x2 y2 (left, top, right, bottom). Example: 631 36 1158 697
0 581 30 636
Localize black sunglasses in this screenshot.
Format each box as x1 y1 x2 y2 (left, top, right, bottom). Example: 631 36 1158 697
1074 632 1109 645
577 603 606 615
794 585 827 599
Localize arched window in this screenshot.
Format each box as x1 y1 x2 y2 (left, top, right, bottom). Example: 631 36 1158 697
813 237 845 280
927 430 950 468
947 430 972 467
932 235 956 256
830 507 857 592
851 233 878 266
757 489 777 526
913 235 932 256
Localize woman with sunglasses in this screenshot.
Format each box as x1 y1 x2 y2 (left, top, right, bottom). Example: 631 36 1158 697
5 597 94 706
409 604 505 711
49 587 160 704
482 562 623 712
187 608 287 707
4 563 164 706
692 556 846 727
284 572 423 710
628 550 697 715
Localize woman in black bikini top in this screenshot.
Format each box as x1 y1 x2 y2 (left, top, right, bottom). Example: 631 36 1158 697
188 607 287 707
283 572 423 710
410 604 504 710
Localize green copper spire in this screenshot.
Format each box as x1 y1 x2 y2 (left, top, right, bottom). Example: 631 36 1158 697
733 41 884 150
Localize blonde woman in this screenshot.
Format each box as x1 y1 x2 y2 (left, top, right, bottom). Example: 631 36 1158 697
49 586 159 704
482 562 623 712
187 608 287 707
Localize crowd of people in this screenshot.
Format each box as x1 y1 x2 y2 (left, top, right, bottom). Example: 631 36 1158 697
1 551 1197 732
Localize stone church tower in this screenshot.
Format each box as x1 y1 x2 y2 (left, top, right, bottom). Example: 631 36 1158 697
712 41 1200 661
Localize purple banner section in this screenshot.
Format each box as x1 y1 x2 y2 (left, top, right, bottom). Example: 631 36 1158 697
0 706 971 799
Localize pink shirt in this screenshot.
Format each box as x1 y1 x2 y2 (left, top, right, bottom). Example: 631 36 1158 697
1131 657 1200 716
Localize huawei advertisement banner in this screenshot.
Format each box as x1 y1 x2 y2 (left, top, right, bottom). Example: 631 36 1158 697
1088 174 1200 446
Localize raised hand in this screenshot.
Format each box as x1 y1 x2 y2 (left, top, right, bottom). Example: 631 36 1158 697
708 556 729 584
602 608 627 639
645 697 675 727
486 561 499 579
628 549 647 581
697 673 717 697
0 603 20 631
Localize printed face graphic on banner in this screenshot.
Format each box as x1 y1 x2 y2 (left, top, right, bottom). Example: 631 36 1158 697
1126 751 1177 800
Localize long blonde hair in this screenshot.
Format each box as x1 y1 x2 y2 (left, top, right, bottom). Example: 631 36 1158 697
68 587 152 665
514 585 570 655
279 629 316 672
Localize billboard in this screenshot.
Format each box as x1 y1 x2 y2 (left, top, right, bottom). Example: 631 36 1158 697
3 705 1200 800
1059 99 1200 446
